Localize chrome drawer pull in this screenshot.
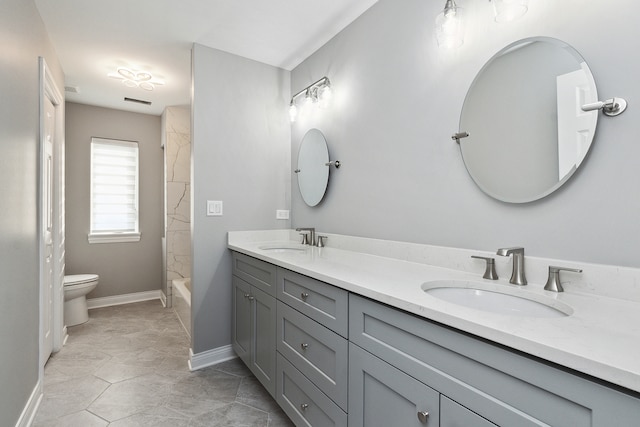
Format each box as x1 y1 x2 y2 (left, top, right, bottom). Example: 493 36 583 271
300 403 309 411
301 343 309 350
301 292 309 301
417 411 429 423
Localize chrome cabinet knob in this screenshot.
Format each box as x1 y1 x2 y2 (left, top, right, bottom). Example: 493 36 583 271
243 293 250 298
301 292 309 301
300 403 309 411
301 343 309 350
417 411 429 423
248 295 255 301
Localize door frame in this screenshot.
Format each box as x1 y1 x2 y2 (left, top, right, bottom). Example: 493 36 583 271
39 57 64 375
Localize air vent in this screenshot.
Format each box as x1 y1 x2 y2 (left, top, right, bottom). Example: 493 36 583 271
64 86 80 93
124 97 151 105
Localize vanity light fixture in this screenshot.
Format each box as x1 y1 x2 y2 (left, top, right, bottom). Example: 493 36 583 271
435 0 464 49
490 0 529 23
289 76 331 123
108 67 165 91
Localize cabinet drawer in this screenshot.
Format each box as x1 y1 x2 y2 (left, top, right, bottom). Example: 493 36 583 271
277 268 348 337
232 252 277 296
441 396 496 427
348 343 440 427
276 353 347 427
349 294 601 427
277 301 348 410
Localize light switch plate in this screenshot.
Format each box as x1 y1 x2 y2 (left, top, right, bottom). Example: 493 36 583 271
276 210 290 220
207 200 223 216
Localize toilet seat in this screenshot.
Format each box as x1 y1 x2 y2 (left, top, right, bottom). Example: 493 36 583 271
64 274 99 286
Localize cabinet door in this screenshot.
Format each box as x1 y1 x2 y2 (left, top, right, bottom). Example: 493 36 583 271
251 285 277 397
349 343 440 427
232 276 252 366
441 396 497 427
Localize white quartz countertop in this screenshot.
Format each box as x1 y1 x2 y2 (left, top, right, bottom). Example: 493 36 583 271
228 232 640 394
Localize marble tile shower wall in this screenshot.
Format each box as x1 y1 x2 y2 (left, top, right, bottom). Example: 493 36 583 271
165 107 191 306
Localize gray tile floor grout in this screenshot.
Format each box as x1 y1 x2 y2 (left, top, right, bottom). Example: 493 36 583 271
34 300 294 427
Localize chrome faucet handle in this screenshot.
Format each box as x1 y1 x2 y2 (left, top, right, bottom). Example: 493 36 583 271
544 266 582 293
316 235 328 248
496 247 527 286
471 256 498 280
299 232 309 245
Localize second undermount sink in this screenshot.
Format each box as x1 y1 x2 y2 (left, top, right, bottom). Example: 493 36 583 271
421 280 572 318
258 243 309 253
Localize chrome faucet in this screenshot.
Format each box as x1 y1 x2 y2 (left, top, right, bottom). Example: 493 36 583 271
295 227 315 246
496 247 527 286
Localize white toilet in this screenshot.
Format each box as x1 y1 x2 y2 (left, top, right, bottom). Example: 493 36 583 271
64 274 99 326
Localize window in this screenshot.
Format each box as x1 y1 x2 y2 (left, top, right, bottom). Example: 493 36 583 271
88 137 140 243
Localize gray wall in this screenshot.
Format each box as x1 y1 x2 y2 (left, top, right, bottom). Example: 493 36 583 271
291 0 640 268
0 0 64 425
65 102 163 298
192 44 290 353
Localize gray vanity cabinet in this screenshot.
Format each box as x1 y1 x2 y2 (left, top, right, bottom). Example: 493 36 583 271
231 254 277 397
349 294 640 427
349 343 441 427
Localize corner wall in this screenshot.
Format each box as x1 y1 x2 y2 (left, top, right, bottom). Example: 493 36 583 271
191 44 290 353
291 0 640 268
65 102 163 298
0 0 64 425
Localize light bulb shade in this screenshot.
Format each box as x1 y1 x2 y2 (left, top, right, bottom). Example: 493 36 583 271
435 4 464 48
117 67 136 79
318 84 332 109
139 81 154 91
492 0 528 23
289 103 298 122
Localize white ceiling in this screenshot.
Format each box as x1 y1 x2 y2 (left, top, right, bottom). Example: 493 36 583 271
35 0 379 115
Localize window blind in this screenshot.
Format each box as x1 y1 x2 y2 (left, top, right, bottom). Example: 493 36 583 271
90 138 139 235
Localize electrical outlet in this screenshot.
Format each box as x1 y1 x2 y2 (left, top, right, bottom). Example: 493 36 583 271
207 200 223 216
276 210 290 220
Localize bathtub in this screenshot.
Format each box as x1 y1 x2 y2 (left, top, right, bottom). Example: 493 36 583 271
172 278 191 337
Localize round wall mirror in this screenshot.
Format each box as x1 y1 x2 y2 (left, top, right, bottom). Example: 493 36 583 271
297 128 330 206
458 37 599 203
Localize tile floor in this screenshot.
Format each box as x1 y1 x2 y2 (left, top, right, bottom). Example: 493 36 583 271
35 300 294 427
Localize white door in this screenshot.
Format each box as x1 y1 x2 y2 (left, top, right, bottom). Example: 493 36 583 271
556 65 598 181
41 96 55 364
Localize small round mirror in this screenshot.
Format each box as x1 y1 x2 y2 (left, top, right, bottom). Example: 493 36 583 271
459 37 599 203
297 129 330 206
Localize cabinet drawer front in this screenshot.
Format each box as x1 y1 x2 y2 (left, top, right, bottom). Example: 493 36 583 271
349 343 440 427
233 252 277 296
349 294 596 427
441 396 497 427
277 301 348 410
277 268 348 337
276 353 347 427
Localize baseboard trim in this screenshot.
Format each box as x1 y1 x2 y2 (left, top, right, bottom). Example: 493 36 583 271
189 345 236 371
160 291 167 307
87 290 161 309
15 379 42 427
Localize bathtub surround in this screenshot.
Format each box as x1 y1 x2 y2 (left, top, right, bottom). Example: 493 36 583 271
0 1 64 426
191 44 291 357
65 103 163 299
163 106 192 307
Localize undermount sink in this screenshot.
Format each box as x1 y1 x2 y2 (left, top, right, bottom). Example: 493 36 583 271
258 243 308 253
421 280 572 318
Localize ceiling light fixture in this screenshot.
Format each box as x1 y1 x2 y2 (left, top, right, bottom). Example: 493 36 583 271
289 76 332 123
109 67 165 91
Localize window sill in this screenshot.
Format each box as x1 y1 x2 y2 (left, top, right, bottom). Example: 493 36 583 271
88 232 141 244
